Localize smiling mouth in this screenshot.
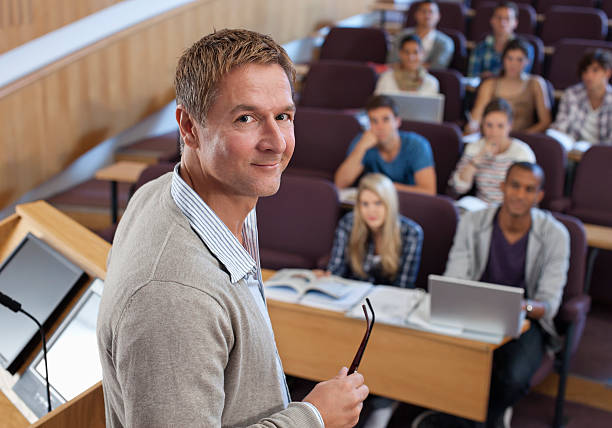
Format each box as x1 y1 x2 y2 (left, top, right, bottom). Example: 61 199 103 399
252 162 281 168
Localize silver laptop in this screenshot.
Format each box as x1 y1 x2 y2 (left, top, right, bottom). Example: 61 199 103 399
388 93 445 123
428 274 525 338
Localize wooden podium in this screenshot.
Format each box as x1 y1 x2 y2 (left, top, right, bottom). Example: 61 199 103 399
0 201 109 428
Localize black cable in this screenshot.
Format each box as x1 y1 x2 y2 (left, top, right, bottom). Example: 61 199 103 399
0 292 52 412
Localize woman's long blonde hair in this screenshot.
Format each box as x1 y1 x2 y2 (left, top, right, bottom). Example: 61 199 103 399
349 173 402 280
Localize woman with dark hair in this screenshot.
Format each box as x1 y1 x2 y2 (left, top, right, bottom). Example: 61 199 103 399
451 98 535 204
375 34 439 96
465 38 551 134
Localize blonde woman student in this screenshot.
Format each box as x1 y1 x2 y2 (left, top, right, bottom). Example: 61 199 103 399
465 38 551 134
326 173 423 289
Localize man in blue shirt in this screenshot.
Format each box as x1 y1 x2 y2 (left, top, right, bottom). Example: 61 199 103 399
334 95 436 195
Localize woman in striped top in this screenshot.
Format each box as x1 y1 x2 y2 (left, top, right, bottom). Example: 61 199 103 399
450 98 535 204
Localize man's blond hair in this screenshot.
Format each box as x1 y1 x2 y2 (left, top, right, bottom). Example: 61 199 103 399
174 28 295 140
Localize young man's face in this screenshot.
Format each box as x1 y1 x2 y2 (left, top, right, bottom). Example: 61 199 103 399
415 2 440 30
501 167 544 217
490 7 517 38
367 107 401 147
581 62 612 93
189 63 295 200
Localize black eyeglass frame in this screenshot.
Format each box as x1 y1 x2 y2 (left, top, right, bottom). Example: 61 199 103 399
348 297 375 375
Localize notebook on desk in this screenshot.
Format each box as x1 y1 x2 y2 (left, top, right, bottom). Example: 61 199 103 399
387 93 445 123
428 274 525 339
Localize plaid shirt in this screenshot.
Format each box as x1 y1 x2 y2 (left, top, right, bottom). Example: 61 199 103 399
552 83 612 144
467 34 533 77
327 211 423 288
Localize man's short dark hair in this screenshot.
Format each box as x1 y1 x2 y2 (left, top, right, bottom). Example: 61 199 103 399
494 1 518 18
399 34 423 50
365 95 399 117
505 162 545 189
417 0 438 11
578 49 612 77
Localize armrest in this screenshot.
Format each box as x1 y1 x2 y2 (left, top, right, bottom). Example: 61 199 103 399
558 295 591 323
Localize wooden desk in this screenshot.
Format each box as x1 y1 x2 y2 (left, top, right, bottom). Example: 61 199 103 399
261 270 507 422
94 161 148 223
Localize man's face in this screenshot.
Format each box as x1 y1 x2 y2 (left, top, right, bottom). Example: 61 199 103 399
190 63 295 200
490 7 517 38
367 107 401 147
581 62 612 92
415 2 440 29
501 168 544 217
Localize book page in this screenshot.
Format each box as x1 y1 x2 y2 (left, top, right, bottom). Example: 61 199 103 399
346 286 426 327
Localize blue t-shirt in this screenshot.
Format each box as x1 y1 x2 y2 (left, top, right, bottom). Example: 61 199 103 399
347 130 434 185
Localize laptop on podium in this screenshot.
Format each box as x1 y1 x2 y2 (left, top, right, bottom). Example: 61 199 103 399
428 274 525 338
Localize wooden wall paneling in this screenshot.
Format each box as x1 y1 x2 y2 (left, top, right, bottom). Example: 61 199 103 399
0 0 369 210
0 0 124 54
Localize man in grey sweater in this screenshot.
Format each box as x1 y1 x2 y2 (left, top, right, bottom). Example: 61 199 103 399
414 162 570 428
97 29 368 428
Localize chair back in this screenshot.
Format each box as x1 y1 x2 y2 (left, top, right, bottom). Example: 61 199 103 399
289 107 363 180
257 175 340 269
568 145 612 227
398 192 458 289
400 120 463 194
429 68 465 123
439 28 468 73
319 27 388 64
536 0 596 13
546 38 612 90
539 6 607 46
299 60 377 110
509 132 566 211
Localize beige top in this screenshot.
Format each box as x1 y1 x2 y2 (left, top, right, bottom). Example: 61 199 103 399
494 76 539 132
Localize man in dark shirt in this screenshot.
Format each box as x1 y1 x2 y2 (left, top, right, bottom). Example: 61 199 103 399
415 162 570 428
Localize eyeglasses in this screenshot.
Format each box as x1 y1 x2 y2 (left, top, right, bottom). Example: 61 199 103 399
348 298 375 375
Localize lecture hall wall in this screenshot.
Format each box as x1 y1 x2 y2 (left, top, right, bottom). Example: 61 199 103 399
0 0 369 211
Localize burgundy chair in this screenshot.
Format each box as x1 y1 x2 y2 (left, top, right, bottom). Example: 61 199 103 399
529 213 590 428
565 145 612 227
400 120 464 195
97 162 176 243
397 192 459 289
404 0 467 33
539 6 607 46
319 27 388 64
429 68 466 123
510 132 568 212
288 107 363 181
257 175 340 270
546 39 612 90
298 60 377 110
468 2 537 41
521 33 545 75
440 27 468 73
536 0 596 13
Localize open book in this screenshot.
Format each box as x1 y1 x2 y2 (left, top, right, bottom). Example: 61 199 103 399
346 285 426 326
264 269 373 312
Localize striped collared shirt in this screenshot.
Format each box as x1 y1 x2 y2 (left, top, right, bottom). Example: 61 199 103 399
170 165 323 425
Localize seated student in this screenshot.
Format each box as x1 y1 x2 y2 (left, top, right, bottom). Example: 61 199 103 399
376 35 440 96
467 1 533 79
465 38 551 134
550 49 612 145
334 95 436 195
389 0 454 69
414 162 570 428
326 173 424 289
450 98 535 204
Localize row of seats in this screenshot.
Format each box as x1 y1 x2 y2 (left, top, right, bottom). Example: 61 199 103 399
404 1 610 44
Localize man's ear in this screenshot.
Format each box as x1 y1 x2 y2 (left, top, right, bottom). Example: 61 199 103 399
176 105 199 149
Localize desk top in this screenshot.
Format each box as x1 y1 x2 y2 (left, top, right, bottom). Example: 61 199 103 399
585 223 612 250
94 161 148 184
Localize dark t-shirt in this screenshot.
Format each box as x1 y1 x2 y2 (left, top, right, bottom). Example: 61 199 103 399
480 213 529 292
